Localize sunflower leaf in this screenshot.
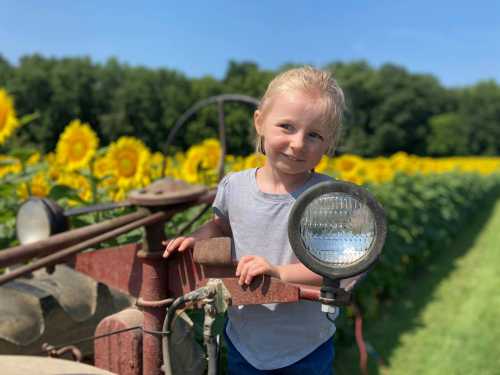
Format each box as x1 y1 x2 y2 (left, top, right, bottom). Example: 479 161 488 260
2 173 35 184
19 112 40 126
9 147 38 163
48 184 84 203
0 158 19 166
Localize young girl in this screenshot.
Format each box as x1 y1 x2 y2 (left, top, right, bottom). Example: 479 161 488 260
163 66 345 374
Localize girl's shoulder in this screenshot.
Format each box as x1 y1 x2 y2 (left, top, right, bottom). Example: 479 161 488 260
220 168 255 185
218 168 256 192
311 171 334 184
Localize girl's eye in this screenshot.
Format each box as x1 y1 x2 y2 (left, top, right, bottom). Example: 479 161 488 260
278 123 293 131
308 132 324 141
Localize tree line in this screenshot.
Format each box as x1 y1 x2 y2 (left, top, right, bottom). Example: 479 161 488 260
1 54 499 156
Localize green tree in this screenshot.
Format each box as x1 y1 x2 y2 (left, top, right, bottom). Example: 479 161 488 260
369 64 449 155
0 54 12 86
326 61 379 155
427 113 468 155
458 81 500 155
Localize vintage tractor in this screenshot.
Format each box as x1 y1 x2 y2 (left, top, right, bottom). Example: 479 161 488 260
0 95 386 374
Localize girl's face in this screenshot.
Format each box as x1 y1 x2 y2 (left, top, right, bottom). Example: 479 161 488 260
254 89 330 178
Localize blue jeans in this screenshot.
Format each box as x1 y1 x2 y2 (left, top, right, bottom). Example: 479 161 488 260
224 329 335 375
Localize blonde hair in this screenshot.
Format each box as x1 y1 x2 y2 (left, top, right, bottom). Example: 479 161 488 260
255 66 345 156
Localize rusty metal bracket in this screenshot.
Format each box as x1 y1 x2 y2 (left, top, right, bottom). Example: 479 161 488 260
42 343 83 362
136 297 175 308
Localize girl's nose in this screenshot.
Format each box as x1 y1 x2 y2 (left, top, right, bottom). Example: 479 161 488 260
290 134 305 150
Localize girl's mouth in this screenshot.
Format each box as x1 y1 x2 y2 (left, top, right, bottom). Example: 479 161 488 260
282 153 305 162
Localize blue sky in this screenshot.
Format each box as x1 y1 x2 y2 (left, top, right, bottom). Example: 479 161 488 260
1 0 499 87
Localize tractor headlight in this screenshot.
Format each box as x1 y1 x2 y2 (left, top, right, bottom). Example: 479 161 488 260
288 181 386 305
16 198 68 245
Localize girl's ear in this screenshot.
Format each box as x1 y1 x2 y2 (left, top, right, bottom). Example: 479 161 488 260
254 109 263 135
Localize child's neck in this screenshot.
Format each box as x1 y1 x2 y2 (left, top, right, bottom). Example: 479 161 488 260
256 165 312 195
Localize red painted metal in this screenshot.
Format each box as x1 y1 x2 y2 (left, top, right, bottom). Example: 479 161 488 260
73 242 316 306
140 218 168 375
74 246 318 309
166 249 303 305
94 308 144 375
297 284 321 301
140 256 167 375
74 243 143 298
193 237 232 266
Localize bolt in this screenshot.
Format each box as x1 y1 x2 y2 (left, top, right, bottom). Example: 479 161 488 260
321 304 337 314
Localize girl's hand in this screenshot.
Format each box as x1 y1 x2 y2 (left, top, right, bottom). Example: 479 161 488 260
235 255 280 285
162 236 195 258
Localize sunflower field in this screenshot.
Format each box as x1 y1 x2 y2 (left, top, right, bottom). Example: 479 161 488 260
2 87 500 316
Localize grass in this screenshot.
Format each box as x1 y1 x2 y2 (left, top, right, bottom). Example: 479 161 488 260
335 197 500 375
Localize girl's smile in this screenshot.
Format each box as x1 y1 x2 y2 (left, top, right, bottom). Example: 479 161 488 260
280 152 305 162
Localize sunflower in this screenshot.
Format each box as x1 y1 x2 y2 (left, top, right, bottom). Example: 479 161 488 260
17 172 50 200
27 152 41 165
149 151 166 180
57 172 93 205
225 155 246 172
366 157 394 184
46 152 64 181
56 119 99 171
0 155 21 179
106 136 151 190
93 155 112 179
110 187 128 202
182 145 206 184
367 167 394 184
389 151 409 172
244 153 266 169
333 154 363 174
91 155 117 193
315 155 330 173
0 89 20 145
340 170 365 186
201 138 221 170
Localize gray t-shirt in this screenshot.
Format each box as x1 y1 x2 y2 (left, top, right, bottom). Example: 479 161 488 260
213 168 337 370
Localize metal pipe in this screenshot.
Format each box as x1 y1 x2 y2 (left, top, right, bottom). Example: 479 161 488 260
297 285 321 301
64 200 132 216
0 210 148 268
203 299 218 375
161 295 186 375
217 98 227 182
141 218 168 375
0 210 168 286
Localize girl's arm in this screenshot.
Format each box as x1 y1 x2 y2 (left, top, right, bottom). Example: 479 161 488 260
236 256 323 286
275 263 323 286
163 215 231 257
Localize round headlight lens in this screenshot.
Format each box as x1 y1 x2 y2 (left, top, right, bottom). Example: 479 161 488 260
16 199 52 244
16 198 68 245
299 193 375 266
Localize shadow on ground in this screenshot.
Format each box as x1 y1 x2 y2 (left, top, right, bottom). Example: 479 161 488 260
334 197 499 375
